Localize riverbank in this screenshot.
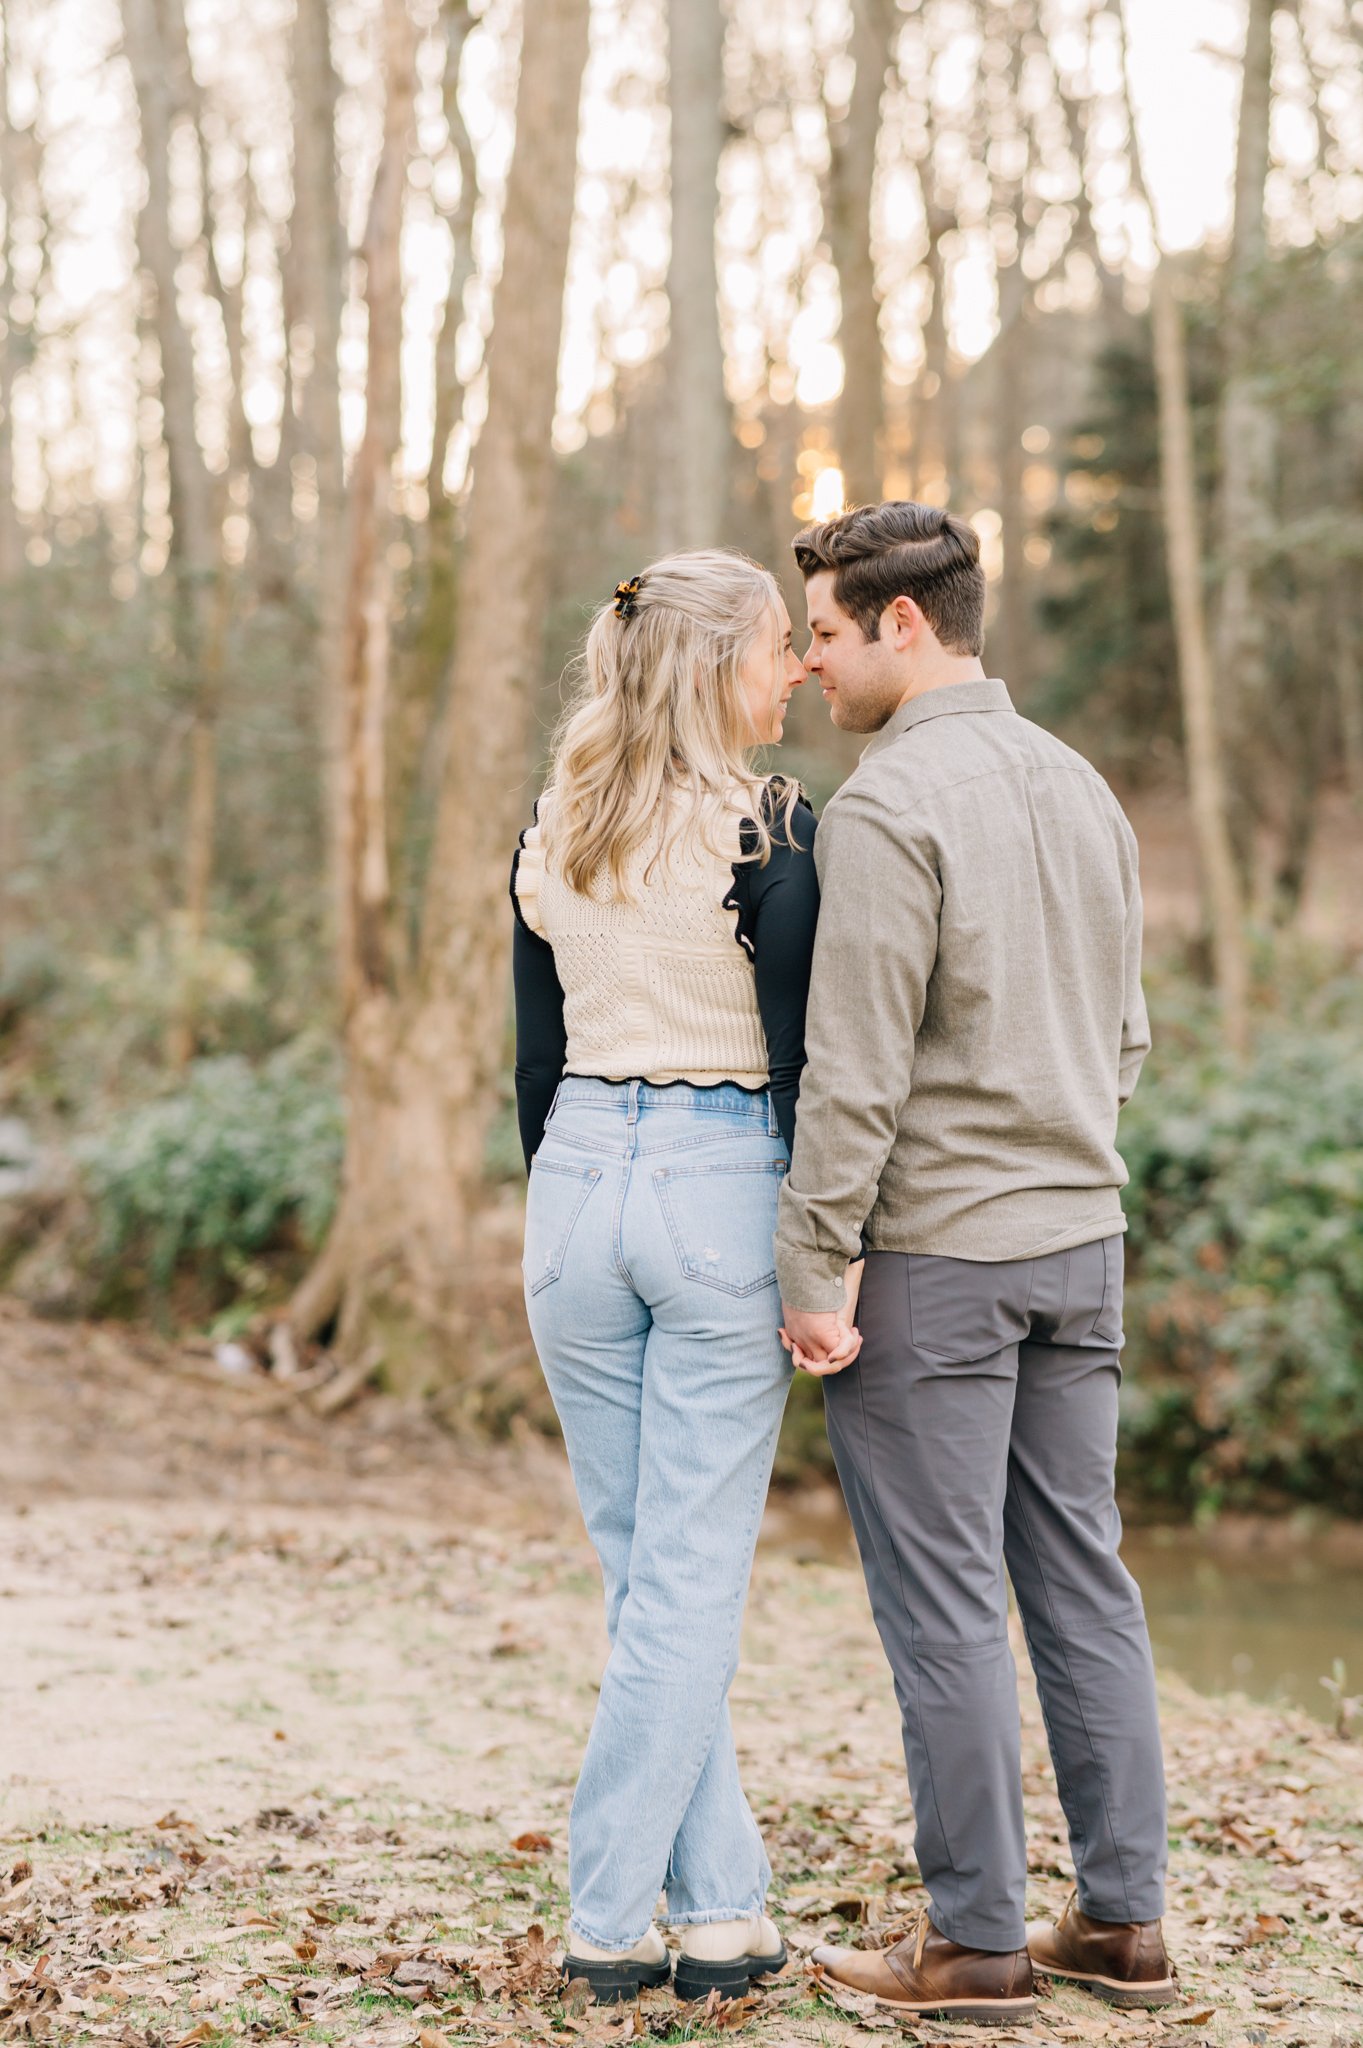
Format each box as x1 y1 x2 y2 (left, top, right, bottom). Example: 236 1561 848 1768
3 1299 1362 2045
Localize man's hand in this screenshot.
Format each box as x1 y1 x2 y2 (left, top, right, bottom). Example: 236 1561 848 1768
780 1277 863 1376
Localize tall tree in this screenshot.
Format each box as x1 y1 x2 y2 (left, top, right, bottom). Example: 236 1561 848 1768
661 0 729 549
825 0 896 506
333 0 415 1021
1213 0 1276 886
427 0 477 538
0 1 25 944
289 0 593 1376
288 0 348 954
909 66 961 502
988 22 1036 697
122 0 229 1069
1117 0 1248 1056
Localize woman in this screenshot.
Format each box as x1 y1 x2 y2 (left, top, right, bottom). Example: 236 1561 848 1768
510 549 858 2004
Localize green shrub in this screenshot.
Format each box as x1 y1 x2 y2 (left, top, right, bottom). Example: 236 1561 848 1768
0 933 65 1023
1118 973 1363 1513
77 1037 344 1314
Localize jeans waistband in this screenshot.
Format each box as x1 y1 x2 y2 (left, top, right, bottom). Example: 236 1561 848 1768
553 1076 776 1127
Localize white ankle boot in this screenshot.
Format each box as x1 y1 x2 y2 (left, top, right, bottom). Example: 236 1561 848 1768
680 1914 783 1962
675 1914 785 2001
569 1925 667 1966
561 1923 671 2005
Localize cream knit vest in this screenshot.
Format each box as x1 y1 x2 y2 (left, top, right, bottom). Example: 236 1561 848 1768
513 796 768 1089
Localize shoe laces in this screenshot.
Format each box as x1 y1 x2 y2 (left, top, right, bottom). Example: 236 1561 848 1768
910 1909 930 1972
1057 1886 1077 1932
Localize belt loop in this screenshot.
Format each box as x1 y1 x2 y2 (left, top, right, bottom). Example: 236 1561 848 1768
626 1079 641 1125
769 1093 779 1139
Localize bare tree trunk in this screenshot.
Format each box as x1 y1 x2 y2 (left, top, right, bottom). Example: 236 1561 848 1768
1117 0 1248 1056
660 0 729 549
122 0 227 1069
1271 631 1324 920
0 5 25 944
1213 0 1275 889
913 190 957 501
379 0 479 975
291 0 592 1378
158 0 258 497
427 0 477 530
993 203 1033 695
826 0 895 507
122 0 219 617
1337 580 1363 809
1044 13 1126 339
338 0 414 1014
1151 270 1249 1053
290 0 348 962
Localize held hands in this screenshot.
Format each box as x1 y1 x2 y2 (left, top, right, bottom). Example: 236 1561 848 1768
779 1260 865 1376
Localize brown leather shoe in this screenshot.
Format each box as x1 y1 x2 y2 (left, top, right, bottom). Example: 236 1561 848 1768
1027 1891 1178 2007
811 1911 1035 2022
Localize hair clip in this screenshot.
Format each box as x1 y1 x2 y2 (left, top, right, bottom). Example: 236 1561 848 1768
613 576 642 620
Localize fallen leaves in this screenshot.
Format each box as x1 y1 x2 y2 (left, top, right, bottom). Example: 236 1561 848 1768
1235 1911 1289 1947
5 1487 1363 2048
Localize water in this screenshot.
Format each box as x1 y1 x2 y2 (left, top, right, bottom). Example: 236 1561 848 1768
763 1490 1363 1723
1121 1526 1363 1724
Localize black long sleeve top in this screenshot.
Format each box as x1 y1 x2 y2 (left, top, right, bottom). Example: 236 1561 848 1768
510 792 820 1170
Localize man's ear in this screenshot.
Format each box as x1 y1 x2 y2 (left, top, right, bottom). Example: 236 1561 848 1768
885 595 921 649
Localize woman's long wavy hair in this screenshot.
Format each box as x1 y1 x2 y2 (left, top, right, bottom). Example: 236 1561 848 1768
541 549 800 899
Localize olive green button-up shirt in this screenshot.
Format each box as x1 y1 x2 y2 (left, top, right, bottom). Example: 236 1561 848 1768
775 677 1151 1313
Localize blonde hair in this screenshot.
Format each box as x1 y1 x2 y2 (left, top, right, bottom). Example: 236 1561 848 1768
543 549 800 898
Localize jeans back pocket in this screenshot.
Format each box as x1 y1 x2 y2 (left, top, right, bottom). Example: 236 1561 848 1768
652 1158 786 1297
524 1157 603 1294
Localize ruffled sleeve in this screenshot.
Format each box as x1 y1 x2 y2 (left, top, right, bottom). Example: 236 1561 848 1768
510 797 566 1169
724 780 819 1155
510 799 547 936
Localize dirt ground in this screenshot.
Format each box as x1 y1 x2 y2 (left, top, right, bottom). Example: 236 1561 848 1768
2 1301 1362 2048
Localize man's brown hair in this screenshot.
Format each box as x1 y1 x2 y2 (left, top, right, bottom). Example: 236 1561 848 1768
793 501 986 654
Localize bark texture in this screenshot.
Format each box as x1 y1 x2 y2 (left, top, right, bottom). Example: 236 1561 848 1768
661 0 729 549
428 0 477 527
1213 0 1275 885
1118 0 1248 1055
912 174 958 501
289 0 348 954
1150 269 1249 1055
826 0 896 507
122 0 228 1068
0 8 24 942
291 0 592 1382
992 199 1032 696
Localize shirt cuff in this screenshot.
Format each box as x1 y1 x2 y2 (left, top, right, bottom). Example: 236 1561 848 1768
775 1243 857 1315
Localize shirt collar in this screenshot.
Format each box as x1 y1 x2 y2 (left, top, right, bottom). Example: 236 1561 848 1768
861 676 1015 758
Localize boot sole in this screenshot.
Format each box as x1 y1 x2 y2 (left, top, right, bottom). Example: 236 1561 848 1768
674 1943 787 2003
843 1990 1037 2024
561 1956 672 2004
1036 1960 1179 2009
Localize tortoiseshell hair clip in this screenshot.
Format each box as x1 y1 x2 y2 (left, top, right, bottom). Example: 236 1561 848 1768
613 576 642 620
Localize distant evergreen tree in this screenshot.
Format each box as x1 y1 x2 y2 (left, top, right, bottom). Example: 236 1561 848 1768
1034 296 1219 779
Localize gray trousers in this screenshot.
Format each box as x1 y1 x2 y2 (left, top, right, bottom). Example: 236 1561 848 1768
825 1236 1167 1952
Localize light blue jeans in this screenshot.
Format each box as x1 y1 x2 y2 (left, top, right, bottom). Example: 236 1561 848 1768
523 1077 793 1951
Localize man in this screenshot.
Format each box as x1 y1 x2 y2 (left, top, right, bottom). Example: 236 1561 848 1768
777 502 1175 2023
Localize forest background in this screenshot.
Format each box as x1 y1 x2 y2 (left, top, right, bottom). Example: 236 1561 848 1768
1 0 1361 1521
